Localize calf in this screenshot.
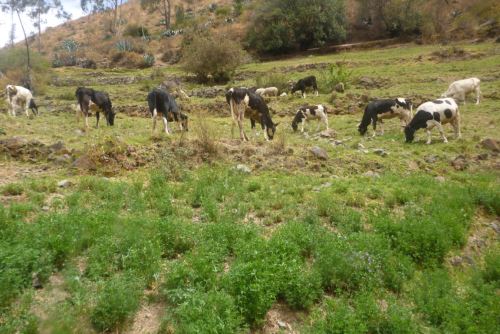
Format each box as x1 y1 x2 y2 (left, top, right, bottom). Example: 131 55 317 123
256 87 279 97
358 98 413 137
75 87 115 128
147 88 187 134
291 105 329 133
226 87 278 141
290 76 318 98
441 77 480 105
5 85 38 117
404 98 461 144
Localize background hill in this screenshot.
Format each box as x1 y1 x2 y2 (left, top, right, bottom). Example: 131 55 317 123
21 0 500 68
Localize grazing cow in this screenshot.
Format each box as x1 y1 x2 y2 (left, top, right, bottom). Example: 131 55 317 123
147 88 187 134
290 76 318 98
291 104 329 133
404 98 461 144
358 98 413 137
442 77 481 105
75 87 115 128
5 85 38 117
256 87 279 97
225 87 278 141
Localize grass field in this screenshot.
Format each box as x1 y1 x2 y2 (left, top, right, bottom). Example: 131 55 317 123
1 41 499 333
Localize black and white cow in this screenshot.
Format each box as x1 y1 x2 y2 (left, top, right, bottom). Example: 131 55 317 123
290 76 318 98
225 87 278 141
75 87 115 128
5 85 38 117
291 104 329 133
358 98 413 137
147 88 188 134
404 98 461 144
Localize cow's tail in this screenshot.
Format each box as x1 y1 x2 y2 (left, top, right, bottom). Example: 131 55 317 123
358 105 372 135
29 99 38 115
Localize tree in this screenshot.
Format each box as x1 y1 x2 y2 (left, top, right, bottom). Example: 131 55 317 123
29 1 70 52
140 0 171 31
0 0 36 88
81 0 122 34
246 0 347 55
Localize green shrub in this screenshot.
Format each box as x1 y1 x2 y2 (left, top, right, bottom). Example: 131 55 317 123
124 24 150 38
318 63 352 93
2 183 24 196
115 40 133 52
482 247 500 287
143 54 155 67
181 31 247 83
169 290 244 333
255 73 288 93
246 0 346 55
91 275 142 332
305 298 367 334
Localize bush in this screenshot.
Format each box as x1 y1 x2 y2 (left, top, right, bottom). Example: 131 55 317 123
0 47 50 93
255 73 288 92
124 24 150 39
91 275 142 332
318 63 352 93
181 31 247 83
246 0 346 55
169 290 244 333
482 247 500 287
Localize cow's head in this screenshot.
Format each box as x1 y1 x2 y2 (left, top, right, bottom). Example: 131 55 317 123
358 122 368 136
404 125 415 143
266 122 279 140
180 113 189 131
6 85 17 97
291 110 305 132
107 108 116 126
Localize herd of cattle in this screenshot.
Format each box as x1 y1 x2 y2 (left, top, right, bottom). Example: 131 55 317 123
5 76 481 144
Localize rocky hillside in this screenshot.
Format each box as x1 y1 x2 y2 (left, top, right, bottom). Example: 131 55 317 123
22 0 500 67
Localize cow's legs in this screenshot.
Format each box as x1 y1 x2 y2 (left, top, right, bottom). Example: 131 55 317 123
85 115 89 128
163 116 170 134
95 112 100 128
379 121 384 135
237 105 248 141
24 102 30 117
475 86 481 105
452 114 461 139
301 119 306 133
324 115 329 130
152 109 157 132
371 118 377 137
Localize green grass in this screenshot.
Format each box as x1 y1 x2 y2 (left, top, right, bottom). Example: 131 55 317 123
0 41 499 333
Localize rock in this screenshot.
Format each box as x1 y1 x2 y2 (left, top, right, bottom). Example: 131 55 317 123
334 82 345 93
408 160 419 171
310 146 328 160
313 182 332 191
57 180 72 188
463 255 475 265
72 155 97 171
373 148 388 157
364 171 380 178
450 256 463 267
424 155 438 163
277 320 288 329
476 153 489 160
280 92 287 97
74 129 85 136
235 164 252 174
333 140 344 146
319 129 336 138
490 221 500 234
357 143 365 149
435 176 445 183
451 155 468 171
481 138 499 152
42 206 50 212
32 273 43 289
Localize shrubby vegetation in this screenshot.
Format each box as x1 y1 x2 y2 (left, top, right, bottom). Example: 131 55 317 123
0 47 50 93
181 31 247 83
1 167 499 332
246 0 347 55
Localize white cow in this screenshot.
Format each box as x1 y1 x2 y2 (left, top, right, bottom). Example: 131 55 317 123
441 78 481 105
5 85 38 116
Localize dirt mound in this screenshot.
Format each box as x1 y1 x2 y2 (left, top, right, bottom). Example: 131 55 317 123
0 137 73 164
428 47 485 62
354 76 391 89
73 138 156 175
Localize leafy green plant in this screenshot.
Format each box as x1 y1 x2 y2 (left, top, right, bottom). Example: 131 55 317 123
115 40 133 52
319 63 352 93
255 73 288 93
91 275 142 332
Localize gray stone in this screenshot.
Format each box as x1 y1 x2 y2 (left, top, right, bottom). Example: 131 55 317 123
334 82 345 93
425 155 438 163
57 180 72 188
357 143 365 149
490 221 500 234
364 171 380 178
435 176 446 183
481 138 499 152
277 321 287 329
320 129 336 138
373 148 388 157
310 146 328 160
235 164 252 174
